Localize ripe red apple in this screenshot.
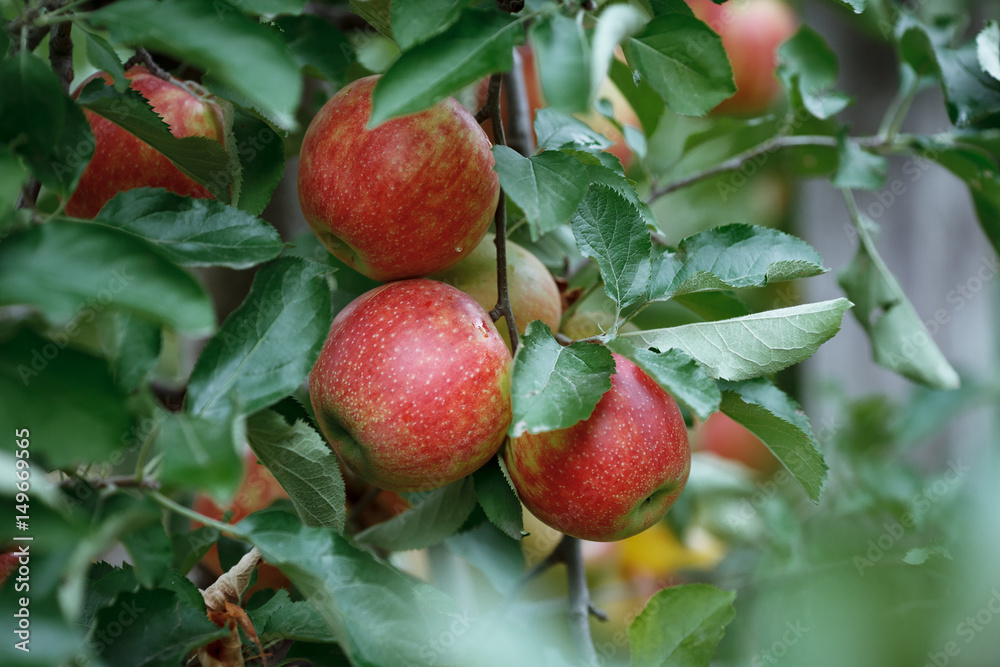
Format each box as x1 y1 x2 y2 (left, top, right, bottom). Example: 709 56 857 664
193 449 291 592
687 0 798 115
505 353 690 542
64 65 226 218
430 233 562 350
298 75 499 282
310 279 513 492
696 412 780 474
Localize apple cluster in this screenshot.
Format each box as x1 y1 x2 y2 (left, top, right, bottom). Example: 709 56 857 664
65 67 693 542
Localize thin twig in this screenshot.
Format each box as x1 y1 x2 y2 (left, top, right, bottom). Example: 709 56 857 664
507 535 603 663
503 46 536 157
123 48 171 80
646 134 899 203
49 19 73 93
483 72 520 354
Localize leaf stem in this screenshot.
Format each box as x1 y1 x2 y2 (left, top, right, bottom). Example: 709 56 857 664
878 69 920 143
150 490 249 539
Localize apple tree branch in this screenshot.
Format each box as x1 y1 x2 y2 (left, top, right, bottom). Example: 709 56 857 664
480 72 520 355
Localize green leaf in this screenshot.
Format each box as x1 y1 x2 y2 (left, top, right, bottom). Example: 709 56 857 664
648 224 826 301
243 509 463 667
392 0 472 51
93 188 283 269
0 52 93 197
92 0 302 131
608 57 664 137
0 329 131 469
833 132 888 190
719 378 828 502
592 5 650 113
351 0 393 38
0 145 27 220
777 27 852 119
836 0 866 13
673 291 751 321
83 30 127 91
610 342 721 420
96 312 162 392
472 457 524 540
572 184 653 317
445 521 525 595
530 13 591 114
91 585 228 667
76 79 232 201
838 221 960 390
276 15 355 84
370 9 521 125
977 22 1000 82
234 0 307 15
155 406 244 500
508 321 615 437
186 256 333 418
628 583 736 667
248 589 338 643
229 107 286 216
898 17 1000 128
620 299 852 381
0 219 215 334
922 143 1000 256
246 410 347 531
534 107 614 152
355 477 477 551
492 146 590 240
120 522 173 588
624 13 736 116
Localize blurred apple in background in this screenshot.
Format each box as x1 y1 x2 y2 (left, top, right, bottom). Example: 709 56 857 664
65 65 226 218
193 449 291 593
696 411 780 475
431 233 562 350
687 0 798 115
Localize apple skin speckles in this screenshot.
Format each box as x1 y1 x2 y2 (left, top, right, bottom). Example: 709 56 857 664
505 353 690 542
297 75 500 282
309 279 512 492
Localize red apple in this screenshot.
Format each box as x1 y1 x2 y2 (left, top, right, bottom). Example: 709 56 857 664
64 65 226 218
309 279 513 492
505 353 690 542
430 233 562 350
696 411 780 474
688 0 798 115
193 449 291 592
298 75 499 282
